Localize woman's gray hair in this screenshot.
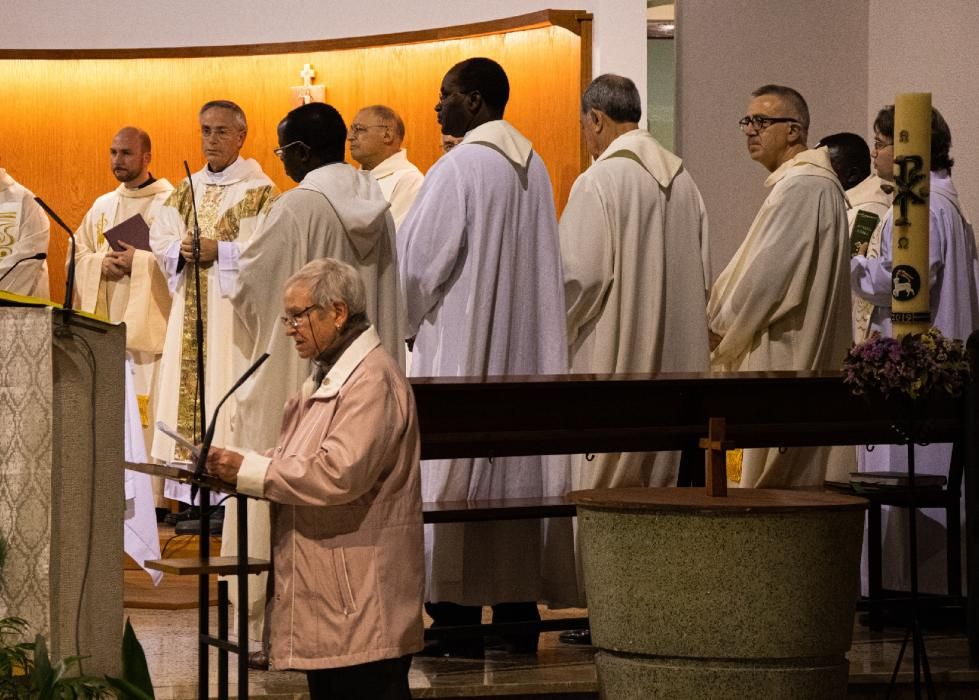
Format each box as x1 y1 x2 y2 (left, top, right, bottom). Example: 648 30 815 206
286 258 367 317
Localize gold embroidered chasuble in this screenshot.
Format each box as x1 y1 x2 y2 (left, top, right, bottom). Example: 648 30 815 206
148 157 276 467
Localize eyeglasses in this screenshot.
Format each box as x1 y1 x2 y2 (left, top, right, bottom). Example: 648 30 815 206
872 139 893 152
273 140 310 159
280 303 320 329
201 126 241 140
738 115 799 133
347 123 388 136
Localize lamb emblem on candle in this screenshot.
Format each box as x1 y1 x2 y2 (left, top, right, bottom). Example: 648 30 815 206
892 265 920 301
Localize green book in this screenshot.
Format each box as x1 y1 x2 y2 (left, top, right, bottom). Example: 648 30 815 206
849 209 880 257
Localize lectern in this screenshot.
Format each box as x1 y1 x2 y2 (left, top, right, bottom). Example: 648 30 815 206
0 296 125 675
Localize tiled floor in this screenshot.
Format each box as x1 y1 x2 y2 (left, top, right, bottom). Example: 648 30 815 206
131 603 979 699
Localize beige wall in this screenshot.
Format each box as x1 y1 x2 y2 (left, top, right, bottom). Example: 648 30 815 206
676 0 869 277
868 0 979 231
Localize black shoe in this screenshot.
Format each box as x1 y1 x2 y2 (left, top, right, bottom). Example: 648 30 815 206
416 639 485 659
164 506 199 525
247 650 270 671
174 513 223 536
559 628 592 645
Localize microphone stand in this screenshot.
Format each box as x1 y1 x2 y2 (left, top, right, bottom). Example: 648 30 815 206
183 162 208 505
183 162 211 700
33 197 76 311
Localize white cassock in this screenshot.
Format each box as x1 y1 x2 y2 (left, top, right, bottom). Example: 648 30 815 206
149 156 277 504
562 128 711 492
846 174 892 343
398 119 575 607
366 149 424 230
224 162 405 643
74 178 174 507
851 171 979 594
0 168 50 299
123 355 162 585
708 147 852 488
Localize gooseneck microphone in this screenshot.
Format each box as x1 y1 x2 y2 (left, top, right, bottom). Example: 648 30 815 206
191 352 271 499
0 252 47 287
33 197 76 310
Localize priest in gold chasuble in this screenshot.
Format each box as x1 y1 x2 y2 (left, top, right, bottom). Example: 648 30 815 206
149 101 277 504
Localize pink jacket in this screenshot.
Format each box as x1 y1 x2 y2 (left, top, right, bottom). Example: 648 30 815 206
237 327 424 670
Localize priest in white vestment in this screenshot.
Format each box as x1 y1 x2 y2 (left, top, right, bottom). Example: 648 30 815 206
562 74 710 493
708 85 851 488
348 105 424 230
224 102 405 650
0 167 49 299
398 58 570 654
149 101 277 508
74 128 174 498
817 131 893 342
851 106 979 594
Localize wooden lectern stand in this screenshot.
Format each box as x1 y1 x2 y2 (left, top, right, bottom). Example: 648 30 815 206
135 462 269 700
0 298 126 675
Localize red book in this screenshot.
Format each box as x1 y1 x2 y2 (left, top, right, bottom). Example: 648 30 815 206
103 214 151 252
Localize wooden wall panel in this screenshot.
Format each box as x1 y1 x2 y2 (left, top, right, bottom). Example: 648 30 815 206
0 25 583 301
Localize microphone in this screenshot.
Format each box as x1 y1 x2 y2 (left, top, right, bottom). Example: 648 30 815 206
191 352 271 497
0 252 47 287
33 197 76 311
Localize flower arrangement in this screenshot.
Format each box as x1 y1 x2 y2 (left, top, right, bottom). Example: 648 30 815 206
843 328 971 399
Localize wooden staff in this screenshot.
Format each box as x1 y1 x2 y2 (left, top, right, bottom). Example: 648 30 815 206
891 92 931 337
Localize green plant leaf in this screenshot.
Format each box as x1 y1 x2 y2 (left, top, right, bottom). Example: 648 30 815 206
118 618 155 699
105 675 156 700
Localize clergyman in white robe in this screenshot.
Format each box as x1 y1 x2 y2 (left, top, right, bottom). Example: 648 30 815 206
398 119 576 608
562 128 711 492
368 149 424 230
851 170 979 594
0 168 49 299
74 177 174 483
708 147 852 488
846 174 892 342
149 156 276 504
225 161 405 643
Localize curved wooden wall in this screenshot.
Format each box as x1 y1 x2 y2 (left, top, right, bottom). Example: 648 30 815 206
0 11 590 300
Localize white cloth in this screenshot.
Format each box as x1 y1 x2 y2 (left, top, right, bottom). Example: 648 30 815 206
398 119 575 606
123 355 162 585
0 169 50 299
708 147 852 487
149 156 276 504
367 149 424 230
845 175 892 342
561 128 710 491
225 161 405 642
851 171 979 594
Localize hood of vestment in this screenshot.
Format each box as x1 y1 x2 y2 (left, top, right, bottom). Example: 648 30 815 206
0 168 17 192
369 149 418 180
845 174 891 210
596 128 682 188
931 170 964 212
198 156 265 186
765 147 843 193
463 119 534 170
299 162 392 259
115 178 174 200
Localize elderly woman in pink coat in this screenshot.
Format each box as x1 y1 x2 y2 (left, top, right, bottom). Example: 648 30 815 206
208 257 424 700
